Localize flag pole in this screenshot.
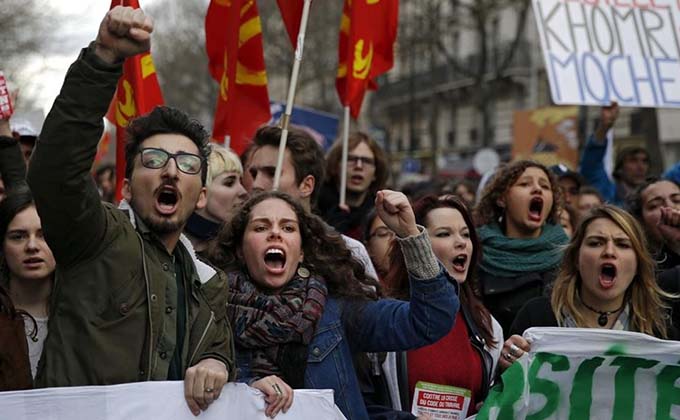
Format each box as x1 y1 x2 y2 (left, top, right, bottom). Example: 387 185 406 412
273 0 312 190
339 106 350 207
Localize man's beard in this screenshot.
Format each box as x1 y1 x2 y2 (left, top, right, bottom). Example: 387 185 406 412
143 214 184 234
129 195 187 235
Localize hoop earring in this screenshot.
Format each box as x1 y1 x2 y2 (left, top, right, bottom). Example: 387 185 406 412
297 265 310 279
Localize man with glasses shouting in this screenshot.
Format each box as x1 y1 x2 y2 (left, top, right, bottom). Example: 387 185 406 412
26 6 233 416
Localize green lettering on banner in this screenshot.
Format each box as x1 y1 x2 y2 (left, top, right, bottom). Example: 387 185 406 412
568 357 604 420
611 356 659 420
604 344 627 356
527 353 570 420
656 364 680 420
476 362 526 420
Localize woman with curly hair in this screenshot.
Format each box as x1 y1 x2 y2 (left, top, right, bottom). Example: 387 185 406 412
474 160 569 333
381 194 502 417
210 190 459 419
500 205 678 370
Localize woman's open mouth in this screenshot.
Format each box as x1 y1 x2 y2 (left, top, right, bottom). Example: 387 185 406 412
264 247 287 274
155 186 179 215
528 197 544 222
451 254 468 273
599 263 617 289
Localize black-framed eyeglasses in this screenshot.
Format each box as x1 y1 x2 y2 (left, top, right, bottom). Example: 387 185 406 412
347 155 375 167
139 148 204 175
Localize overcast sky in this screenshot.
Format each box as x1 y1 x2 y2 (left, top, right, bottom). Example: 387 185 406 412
26 1 161 119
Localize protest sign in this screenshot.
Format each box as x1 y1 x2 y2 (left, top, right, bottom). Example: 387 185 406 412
512 106 579 168
0 381 346 420
476 327 680 420
533 0 680 108
412 381 471 420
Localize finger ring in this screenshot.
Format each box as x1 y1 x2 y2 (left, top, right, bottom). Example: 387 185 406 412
503 352 513 361
204 387 214 393
509 344 521 357
272 383 283 396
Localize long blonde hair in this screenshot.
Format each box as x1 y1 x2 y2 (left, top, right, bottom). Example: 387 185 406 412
551 205 673 338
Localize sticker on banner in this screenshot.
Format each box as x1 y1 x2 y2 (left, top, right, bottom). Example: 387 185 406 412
411 381 471 420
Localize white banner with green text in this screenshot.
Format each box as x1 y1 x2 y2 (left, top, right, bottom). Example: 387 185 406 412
0 381 346 419
476 327 680 420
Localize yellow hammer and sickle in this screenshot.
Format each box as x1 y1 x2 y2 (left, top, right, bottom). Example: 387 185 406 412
115 79 136 127
352 39 373 79
220 52 229 101
140 54 157 79
366 0 380 4
236 11 267 86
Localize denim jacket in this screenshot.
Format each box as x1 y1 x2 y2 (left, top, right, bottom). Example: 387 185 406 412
237 266 458 420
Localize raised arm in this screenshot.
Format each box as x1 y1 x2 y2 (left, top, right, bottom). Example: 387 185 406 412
350 190 459 352
25 7 153 267
578 103 619 203
0 123 27 192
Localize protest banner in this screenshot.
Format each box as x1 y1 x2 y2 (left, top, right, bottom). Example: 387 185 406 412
476 327 680 420
512 106 579 168
0 381 346 420
533 0 680 108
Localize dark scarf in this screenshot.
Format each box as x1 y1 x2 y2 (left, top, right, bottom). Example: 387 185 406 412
227 270 328 387
478 222 568 278
184 212 221 241
318 182 375 237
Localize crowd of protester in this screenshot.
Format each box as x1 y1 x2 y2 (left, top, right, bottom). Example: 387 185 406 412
1 6 680 420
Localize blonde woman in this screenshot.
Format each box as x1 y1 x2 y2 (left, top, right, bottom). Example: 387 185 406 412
500 205 677 371
185 144 247 252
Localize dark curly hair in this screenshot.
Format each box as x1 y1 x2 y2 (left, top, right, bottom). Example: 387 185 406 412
382 194 496 347
209 191 378 300
125 106 211 185
474 160 562 227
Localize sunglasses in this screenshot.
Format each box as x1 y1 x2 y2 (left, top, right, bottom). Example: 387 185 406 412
139 148 204 175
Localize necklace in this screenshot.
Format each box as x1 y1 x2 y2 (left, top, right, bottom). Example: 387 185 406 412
581 300 626 327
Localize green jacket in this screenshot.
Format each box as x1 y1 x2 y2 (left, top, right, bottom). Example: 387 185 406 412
26 46 234 386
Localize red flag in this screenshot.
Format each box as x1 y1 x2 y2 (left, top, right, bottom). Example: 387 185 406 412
206 0 271 154
336 0 398 119
276 0 305 48
105 0 164 202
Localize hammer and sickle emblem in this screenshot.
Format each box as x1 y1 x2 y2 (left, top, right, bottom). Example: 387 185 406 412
115 79 136 128
220 52 229 101
352 39 373 79
366 0 380 4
